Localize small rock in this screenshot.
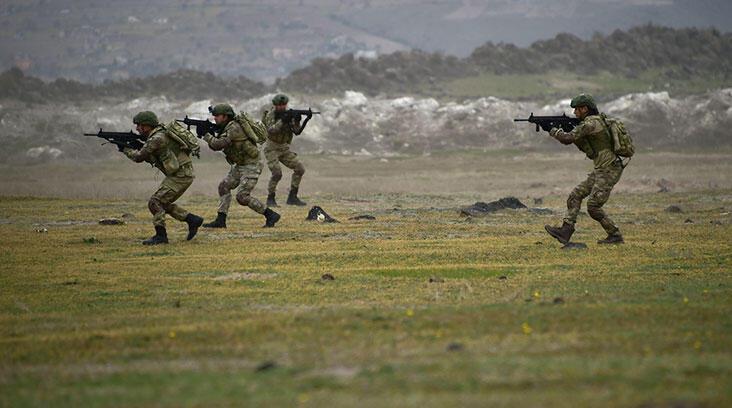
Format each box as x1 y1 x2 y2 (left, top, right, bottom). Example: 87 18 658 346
533 197 544 205
684 218 694 224
255 361 277 372
83 237 100 244
498 275 507 280
121 213 135 219
321 273 335 281
306 206 339 223
664 205 683 213
62 280 78 285
429 277 444 283
446 342 464 352
173 299 181 308
35 228 48 233
553 297 565 304
710 220 722 226
561 242 588 250
99 218 125 225
349 214 376 220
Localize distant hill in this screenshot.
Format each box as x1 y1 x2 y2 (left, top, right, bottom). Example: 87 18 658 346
2 25 732 103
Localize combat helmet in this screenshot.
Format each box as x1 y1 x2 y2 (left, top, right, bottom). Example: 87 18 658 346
272 94 289 105
132 111 159 127
209 104 235 117
570 94 597 111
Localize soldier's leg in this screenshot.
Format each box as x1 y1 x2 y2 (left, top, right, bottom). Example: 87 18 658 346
217 165 242 215
265 147 283 195
158 170 194 222
587 163 624 237
235 163 266 214
280 150 305 190
564 171 596 225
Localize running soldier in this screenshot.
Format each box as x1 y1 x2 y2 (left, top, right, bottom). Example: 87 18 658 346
201 104 280 229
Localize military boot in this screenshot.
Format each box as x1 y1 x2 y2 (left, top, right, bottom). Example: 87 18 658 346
185 213 204 241
267 192 278 207
263 208 281 228
143 226 168 245
597 232 624 244
286 187 306 206
544 221 575 244
202 212 226 228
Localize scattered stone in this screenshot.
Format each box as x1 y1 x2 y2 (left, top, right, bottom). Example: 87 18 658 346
35 228 48 233
62 279 78 285
306 206 339 223
460 197 527 217
534 241 543 245
561 242 587 250
99 218 125 225
533 197 544 205
83 237 100 244
710 220 722 226
446 342 464 352
255 361 277 372
429 277 444 283
498 275 507 280
684 218 694 224
349 214 376 220
121 213 136 219
553 297 565 304
664 205 683 213
321 273 335 281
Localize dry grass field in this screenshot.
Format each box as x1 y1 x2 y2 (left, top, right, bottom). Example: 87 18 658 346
1 151 731 407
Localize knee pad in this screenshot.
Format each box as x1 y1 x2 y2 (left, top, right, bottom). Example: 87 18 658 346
236 192 251 206
587 205 605 221
217 180 230 197
148 197 164 215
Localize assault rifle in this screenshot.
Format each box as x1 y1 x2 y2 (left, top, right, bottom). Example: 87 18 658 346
274 108 320 135
84 129 144 151
514 113 580 132
176 116 218 138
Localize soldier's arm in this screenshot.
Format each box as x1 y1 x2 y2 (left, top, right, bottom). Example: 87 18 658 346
203 129 232 151
124 134 163 162
550 119 600 145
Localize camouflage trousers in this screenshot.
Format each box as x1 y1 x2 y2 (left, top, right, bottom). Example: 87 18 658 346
149 164 193 227
217 162 266 215
564 161 624 234
264 141 305 194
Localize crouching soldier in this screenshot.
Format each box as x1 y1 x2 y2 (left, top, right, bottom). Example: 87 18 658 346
544 94 625 244
201 104 280 228
124 111 203 245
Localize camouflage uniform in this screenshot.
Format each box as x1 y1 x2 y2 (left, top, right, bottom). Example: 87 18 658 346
262 109 306 196
204 120 266 215
550 114 624 236
124 126 194 228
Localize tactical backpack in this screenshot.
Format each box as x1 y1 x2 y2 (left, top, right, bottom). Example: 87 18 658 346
600 113 634 158
164 121 201 158
234 112 268 145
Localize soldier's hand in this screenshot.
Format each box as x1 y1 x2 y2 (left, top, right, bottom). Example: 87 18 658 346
117 144 125 152
195 126 207 138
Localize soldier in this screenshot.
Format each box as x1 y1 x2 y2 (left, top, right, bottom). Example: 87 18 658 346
201 104 280 229
544 94 625 244
123 111 203 245
261 93 310 207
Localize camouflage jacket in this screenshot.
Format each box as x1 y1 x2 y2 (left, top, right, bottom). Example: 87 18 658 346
262 108 299 145
550 114 616 169
124 126 192 176
203 119 260 165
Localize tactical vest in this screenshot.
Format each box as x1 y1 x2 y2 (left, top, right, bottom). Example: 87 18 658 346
222 120 259 165
580 115 617 168
263 109 294 144
148 126 192 176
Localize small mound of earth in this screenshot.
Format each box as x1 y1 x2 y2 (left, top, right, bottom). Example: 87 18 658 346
460 197 527 217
